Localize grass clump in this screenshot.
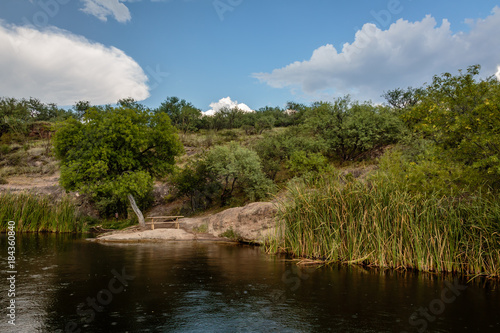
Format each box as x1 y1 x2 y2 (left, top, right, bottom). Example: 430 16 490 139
219 227 242 241
193 223 208 233
268 175 500 278
0 192 83 232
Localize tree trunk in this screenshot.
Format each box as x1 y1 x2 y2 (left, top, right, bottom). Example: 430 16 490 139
127 194 145 228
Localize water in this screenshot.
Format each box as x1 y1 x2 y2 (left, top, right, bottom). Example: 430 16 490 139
1 234 499 333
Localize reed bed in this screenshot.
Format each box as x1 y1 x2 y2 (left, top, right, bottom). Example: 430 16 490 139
268 177 500 277
0 192 81 232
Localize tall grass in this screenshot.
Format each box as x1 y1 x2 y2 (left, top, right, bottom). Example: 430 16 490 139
268 176 500 277
0 192 82 232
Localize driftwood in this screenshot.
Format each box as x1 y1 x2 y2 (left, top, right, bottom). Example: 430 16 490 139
88 225 114 233
128 193 145 228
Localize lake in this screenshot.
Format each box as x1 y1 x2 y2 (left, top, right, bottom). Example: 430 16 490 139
1 233 499 332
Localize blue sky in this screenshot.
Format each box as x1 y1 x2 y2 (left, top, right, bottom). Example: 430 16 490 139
0 0 499 112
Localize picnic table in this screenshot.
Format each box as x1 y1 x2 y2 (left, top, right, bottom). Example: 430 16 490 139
145 216 184 230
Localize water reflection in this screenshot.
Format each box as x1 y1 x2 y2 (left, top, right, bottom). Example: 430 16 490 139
0 234 499 333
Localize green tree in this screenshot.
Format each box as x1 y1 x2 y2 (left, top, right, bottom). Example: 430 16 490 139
53 105 183 227
255 115 275 134
254 127 324 180
382 87 423 111
305 97 403 162
156 96 201 133
0 97 30 138
403 65 500 185
176 143 275 206
204 143 274 204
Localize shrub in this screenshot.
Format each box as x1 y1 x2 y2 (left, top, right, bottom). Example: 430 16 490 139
254 127 325 180
304 98 404 162
174 143 276 208
401 65 500 187
203 142 275 204
286 150 327 176
0 144 10 155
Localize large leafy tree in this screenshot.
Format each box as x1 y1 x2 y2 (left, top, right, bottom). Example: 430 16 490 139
53 104 183 227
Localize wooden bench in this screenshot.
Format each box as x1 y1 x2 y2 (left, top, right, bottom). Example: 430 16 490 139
145 216 184 230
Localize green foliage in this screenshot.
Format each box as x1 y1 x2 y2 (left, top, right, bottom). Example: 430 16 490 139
156 96 202 133
203 142 275 204
0 97 71 139
174 143 275 208
193 223 208 233
254 115 275 134
382 86 424 111
0 192 82 232
0 144 10 155
402 65 500 186
304 97 403 162
173 160 218 212
53 104 183 217
269 175 500 277
254 127 325 180
375 141 477 195
286 150 327 176
219 227 243 241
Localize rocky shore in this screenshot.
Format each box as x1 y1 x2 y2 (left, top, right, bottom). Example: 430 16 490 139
94 201 278 244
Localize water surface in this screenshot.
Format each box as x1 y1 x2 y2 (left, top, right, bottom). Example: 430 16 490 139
1 234 499 332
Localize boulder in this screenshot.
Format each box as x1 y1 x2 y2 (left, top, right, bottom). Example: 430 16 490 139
179 202 277 244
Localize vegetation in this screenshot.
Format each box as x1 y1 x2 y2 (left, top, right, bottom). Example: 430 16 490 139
1 64 499 279
267 65 500 277
0 192 82 232
174 142 275 211
269 175 500 277
52 100 183 227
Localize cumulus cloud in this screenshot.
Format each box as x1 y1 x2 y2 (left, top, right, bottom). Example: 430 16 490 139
203 97 254 116
254 7 500 102
80 0 131 23
496 66 500 81
0 23 149 105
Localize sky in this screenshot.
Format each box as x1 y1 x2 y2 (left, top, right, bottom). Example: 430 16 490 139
0 0 499 113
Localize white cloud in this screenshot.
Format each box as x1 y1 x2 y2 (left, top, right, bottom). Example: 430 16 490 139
496 66 500 81
80 0 131 23
254 7 500 102
80 0 190 22
203 97 254 116
0 23 149 105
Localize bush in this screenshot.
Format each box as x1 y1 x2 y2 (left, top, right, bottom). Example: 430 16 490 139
401 65 500 187
0 144 10 155
254 127 325 180
204 142 275 204
286 151 327 176
304 98 404 162
374 142 477 195
174 143 276 208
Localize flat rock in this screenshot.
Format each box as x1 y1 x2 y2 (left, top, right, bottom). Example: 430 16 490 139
180 202 278 243
96 229 196 242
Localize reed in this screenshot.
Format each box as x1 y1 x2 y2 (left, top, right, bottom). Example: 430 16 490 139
0 192 82 232
268 176 500 277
